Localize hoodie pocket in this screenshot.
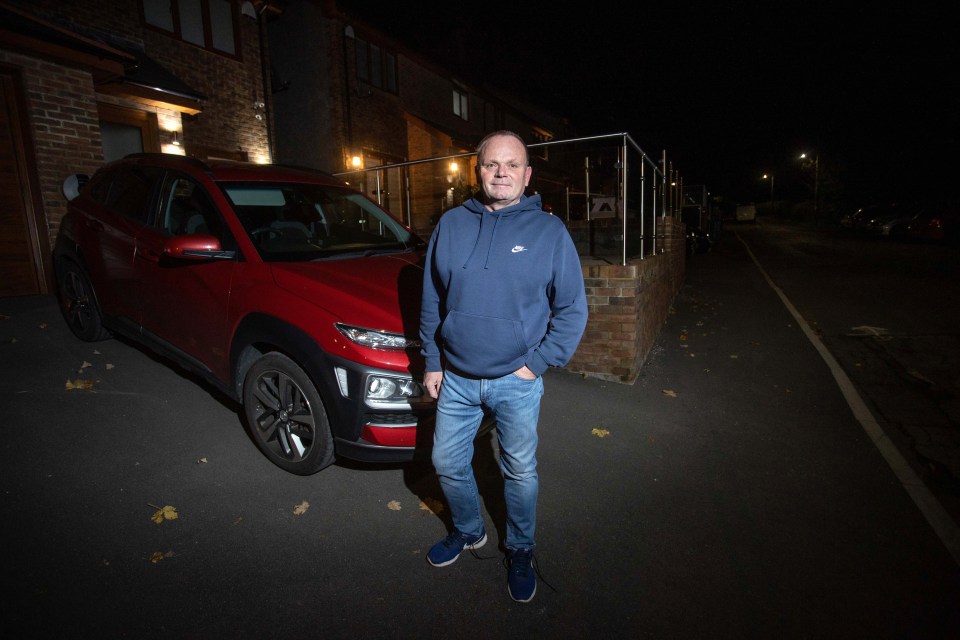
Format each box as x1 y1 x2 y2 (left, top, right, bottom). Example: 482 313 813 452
441 310 526 371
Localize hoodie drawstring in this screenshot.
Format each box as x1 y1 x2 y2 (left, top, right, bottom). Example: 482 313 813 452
461 206 503 270
484 213 502 269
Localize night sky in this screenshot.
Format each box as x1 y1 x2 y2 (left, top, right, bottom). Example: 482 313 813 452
336 1 956 206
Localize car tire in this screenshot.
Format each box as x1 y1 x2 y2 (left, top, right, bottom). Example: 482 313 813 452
57 260 111 342
243 352 335 475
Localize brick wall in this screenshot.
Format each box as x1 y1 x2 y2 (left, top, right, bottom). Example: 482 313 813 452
566 218 686 383
0 51 102 244
3 0 272 245
142 12 269 162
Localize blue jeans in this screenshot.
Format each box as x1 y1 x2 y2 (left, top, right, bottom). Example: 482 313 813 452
431 368 544 551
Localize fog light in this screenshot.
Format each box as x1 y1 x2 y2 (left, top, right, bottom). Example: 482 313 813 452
335 366 349 397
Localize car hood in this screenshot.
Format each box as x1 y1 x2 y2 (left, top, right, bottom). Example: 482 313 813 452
269 251 425 334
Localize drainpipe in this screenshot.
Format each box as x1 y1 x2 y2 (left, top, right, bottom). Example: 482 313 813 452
254 2 274 161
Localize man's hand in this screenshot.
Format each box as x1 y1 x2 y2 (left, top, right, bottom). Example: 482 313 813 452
423 370 443 399
515 365 536 380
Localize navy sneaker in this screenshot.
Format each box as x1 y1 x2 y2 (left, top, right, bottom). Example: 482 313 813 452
426 529 487 567
507 548 536 603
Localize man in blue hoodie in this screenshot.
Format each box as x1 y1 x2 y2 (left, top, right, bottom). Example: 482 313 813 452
420 130 588 603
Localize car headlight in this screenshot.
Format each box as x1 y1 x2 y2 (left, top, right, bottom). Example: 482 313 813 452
335 323 419 350
365 374 428 409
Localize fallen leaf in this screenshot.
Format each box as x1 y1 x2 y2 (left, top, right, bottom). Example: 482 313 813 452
106 363 114 370
591 427 610 438
38 323 48 329
419 497 444 514
150 505 179 524
293 500 309 516
662 389 678 397
729 354 738 359
149 550 176 564
80 361 92 369
387 500 402 511
196 457 208 464
65 379 96 390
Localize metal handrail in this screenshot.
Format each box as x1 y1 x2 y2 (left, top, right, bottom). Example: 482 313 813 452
334 132 679 265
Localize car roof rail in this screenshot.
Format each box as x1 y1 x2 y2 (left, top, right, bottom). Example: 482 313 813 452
270 162 341 181
121 152 213 172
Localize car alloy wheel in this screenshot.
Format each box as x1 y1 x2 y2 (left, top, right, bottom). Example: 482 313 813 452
243 352 335 475
57 261 110 342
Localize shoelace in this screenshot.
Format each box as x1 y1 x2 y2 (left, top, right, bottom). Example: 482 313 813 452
445 532 495 560
505 551 558 593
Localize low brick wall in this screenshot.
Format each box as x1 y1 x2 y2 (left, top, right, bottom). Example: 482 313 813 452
566 219 686 383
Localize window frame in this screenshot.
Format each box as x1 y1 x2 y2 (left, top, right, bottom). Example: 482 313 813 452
140 0 241 59
354 35 398 94
453 88 468 121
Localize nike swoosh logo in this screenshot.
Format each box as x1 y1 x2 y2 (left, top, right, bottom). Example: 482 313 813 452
511 246 526 253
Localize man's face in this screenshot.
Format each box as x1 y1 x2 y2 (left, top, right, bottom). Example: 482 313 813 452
476 135 532 210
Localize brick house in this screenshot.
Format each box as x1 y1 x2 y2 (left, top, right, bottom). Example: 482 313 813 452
1 0 273 297
0 0 686 382
266 0 572 236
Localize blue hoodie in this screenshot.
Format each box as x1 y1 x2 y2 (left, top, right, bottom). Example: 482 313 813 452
420 194 588 378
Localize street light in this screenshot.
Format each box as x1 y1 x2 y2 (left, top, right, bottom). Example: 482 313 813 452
799 152 820 224
762 173 774 216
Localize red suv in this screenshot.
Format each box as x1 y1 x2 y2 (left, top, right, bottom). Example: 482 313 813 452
54 153 483 475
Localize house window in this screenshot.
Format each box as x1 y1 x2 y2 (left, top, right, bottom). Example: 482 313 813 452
141 0 239 57
354 37 398 93
453 89 468 121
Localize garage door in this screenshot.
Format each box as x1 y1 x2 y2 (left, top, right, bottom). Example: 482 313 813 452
0 69 47 297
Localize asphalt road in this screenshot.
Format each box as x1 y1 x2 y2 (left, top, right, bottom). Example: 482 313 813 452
2 224 958 639
732 220 960 524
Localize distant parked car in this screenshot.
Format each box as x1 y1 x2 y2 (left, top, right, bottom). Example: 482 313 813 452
838 206 868 230
905 202 960 244
53 153 492 475
840 203 901 233
863 203 915 238
735 204 756 222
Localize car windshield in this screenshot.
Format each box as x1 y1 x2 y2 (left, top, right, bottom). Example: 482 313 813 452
221 182 423 262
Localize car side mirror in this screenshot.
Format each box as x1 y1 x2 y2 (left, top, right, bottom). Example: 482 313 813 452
164 234 234 260
62 174 90 201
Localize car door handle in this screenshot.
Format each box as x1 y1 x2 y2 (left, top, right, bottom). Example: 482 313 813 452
136 247 161 263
